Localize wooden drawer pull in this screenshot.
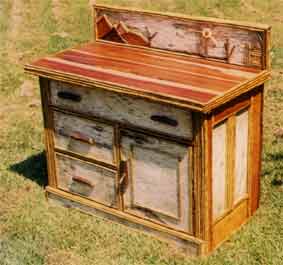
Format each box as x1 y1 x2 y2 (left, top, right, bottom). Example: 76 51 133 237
119 160 128 194
70 131 95 145
57 91 82 102
150 115 178 127
72 176 95 187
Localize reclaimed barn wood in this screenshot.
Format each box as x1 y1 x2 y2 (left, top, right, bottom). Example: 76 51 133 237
24 4 271 257
53 111 115 164
121 130 192 233
94 5 271 69
50 80 193 140
234 110 249 204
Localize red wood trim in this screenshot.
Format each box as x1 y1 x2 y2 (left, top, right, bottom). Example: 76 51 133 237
69 46 249 83
57 50 239 91
32 59 215 103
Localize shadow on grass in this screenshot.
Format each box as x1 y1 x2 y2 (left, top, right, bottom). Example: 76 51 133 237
9 152 48 187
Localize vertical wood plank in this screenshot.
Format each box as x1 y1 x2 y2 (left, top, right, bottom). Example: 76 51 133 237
249 86 264 214
202 115 213 252
226 116 236 209
192 112 203 238
39 77 57 187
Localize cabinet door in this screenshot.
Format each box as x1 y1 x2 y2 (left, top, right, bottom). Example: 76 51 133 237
120 130 192 233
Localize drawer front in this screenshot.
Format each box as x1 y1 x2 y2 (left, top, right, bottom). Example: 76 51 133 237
55 154 117 207
50 81 193 140
53 111 115 164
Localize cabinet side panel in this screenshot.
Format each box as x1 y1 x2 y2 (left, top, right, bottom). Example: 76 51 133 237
212 122 227 220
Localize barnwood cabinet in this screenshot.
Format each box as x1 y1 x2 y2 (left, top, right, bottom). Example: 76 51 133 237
25 4 271 256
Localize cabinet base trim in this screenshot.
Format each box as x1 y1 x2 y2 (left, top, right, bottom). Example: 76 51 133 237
46 186 207 256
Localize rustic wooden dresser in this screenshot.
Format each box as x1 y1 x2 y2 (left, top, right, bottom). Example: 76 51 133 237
25 4 271 256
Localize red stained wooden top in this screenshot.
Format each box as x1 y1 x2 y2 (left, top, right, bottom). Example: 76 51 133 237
26 42 262 108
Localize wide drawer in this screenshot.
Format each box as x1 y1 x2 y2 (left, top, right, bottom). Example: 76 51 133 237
55 153 117 207
53 111 115 165
50 81 193 140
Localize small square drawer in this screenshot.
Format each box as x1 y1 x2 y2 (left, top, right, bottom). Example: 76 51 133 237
50 81 193 140
55 153 117 207
53 111 115 165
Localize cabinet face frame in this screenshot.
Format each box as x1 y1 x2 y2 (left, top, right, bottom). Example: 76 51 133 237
40 77 197 236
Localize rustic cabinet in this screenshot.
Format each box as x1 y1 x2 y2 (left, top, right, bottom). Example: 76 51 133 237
25 4 271 256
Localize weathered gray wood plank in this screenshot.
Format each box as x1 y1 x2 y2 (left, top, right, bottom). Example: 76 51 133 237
55 154 117 207
212 122 227 220
53 111 115 164
96 8 264 68
50 81 193 140
234 110 249 204
121 130 191 233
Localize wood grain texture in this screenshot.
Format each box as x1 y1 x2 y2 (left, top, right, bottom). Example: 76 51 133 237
212 199 248 248
120 130 192 233
212 122 227 220
95 5 269 69
39 78 57 187
249 87 264 214
55 153 117 207
53 111 115 165
50 80 194 140
202 116 213 252
46 186 204 256
226 116 236 210
234 110 249 204
25 41 270 113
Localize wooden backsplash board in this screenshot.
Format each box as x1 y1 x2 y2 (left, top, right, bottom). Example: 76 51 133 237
93 4 271 70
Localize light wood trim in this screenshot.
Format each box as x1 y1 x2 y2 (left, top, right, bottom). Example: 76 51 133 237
46 186 204 245
226 116 236 210
202 115 213 252
248 86 264 214
54 147 117 171
203 70 270 113
192 112 203 238
94 4 271 31
39 78 57 187
212 199 248 248
213 196 249 225
212 96 250 126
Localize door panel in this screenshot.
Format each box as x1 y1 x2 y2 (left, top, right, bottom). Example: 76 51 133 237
120 130 192 233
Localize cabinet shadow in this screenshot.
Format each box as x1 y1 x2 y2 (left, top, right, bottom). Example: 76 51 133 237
9 151 48 187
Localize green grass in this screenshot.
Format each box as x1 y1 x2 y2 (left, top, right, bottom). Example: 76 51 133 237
0 0 282 264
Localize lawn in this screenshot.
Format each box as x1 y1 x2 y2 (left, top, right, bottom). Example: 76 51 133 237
0 0 282 264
